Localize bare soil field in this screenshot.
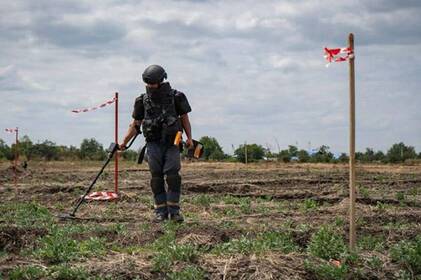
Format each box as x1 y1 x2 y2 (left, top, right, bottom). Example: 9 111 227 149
0 161 420 279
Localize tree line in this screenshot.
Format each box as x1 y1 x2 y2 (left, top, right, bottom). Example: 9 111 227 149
199 136 421 164
0 135 420 164
0 136 138 162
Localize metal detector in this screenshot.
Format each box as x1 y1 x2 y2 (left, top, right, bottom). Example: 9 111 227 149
58 133 139 221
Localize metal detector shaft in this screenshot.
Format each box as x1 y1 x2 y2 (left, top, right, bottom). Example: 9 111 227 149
70 144 119 216
68 132 140 217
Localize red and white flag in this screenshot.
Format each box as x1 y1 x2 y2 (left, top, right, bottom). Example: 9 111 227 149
71 97 116 113
324 47 354 66
5 128 17 133
84 191 118 201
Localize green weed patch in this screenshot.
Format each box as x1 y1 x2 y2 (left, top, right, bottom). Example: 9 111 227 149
34 226 105 264
212 231 298 255
307 225 347 261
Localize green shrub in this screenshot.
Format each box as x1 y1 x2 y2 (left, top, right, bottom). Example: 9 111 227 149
49 265 90 280
150 222 198 272
359 186 370 199
0 202 53 227
34 227 105 264
152 252 173 272
9 266 45 280
167 266 205 280
334 217 345 227
152 243 198 272
304 260 348 280
301 199 318 211
222 195 250 205
367 256 383 270
190 194 216 207
395 191 406 205
35 230 79 264
358 235 385 251
390 236 421 275
308 225 347 260
213 231 298 255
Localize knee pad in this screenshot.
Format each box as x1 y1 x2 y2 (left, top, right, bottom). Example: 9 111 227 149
150 177 165 195
166 174 181 205
166 174 181 193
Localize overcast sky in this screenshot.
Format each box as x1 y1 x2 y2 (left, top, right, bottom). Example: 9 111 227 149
1 0 420 154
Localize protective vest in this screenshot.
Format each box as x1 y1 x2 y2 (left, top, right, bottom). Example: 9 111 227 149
141 83 181 143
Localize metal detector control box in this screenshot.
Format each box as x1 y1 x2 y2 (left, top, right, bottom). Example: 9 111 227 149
107 142 119 154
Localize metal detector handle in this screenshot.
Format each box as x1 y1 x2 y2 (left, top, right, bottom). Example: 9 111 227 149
120 132 141 151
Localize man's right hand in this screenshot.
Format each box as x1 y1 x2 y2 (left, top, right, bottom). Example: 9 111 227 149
119 144 127 151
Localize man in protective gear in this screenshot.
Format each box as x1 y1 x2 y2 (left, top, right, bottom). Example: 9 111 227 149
120 65 193 222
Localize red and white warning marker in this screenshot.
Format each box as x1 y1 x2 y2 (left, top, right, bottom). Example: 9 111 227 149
324 34 358 250
71 97 116 113
4 127 19 187
324 47 354 66
84 191 118 201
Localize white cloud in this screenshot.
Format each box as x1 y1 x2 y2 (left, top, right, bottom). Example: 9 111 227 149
0 0 420 153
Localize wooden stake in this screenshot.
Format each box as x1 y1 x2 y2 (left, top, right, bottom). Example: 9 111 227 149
244 141 248 164
114 92 119 194
14 127 18 188
348 33 356 250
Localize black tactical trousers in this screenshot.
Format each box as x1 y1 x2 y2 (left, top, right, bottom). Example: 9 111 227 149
146 141 182 215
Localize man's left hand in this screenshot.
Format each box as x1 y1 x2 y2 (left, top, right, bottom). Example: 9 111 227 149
185 138 194 149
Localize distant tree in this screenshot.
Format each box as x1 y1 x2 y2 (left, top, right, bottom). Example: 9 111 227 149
0 139 13 160
338 153 348 163
264 146 276 159
363 148 375 162
374 150 386 162
234 144 265 163
80 138 106 160
31 140 60 161
199 136 225 160
288 145 298 157
19 135 34 160
57 145 80 160
355 151 364 161
277 149 291 163
311 145 334 163
297 149 310 163
386 142 417 163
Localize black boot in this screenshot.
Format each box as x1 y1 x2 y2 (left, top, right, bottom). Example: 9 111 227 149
151 176 168 222
169 212 184 222
153 207 168 222
166 174 183 222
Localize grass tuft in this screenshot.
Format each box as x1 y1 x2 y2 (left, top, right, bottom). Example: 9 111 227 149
9 265 46 280
304 259 348 280
212 231 298 255
167 265 205 280
390 236 421 275
0 202 53 227
307 225 347 261
34 226 105 264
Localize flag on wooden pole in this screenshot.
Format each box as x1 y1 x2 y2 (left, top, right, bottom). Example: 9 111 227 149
4 127 19 188
324 34 357 251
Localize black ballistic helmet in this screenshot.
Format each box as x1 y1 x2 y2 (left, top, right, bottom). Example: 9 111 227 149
142 65 167 84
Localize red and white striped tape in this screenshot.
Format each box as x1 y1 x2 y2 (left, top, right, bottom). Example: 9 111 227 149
71 97 116 113
5 128 17 133
324 47 354 66
84 191 118 201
